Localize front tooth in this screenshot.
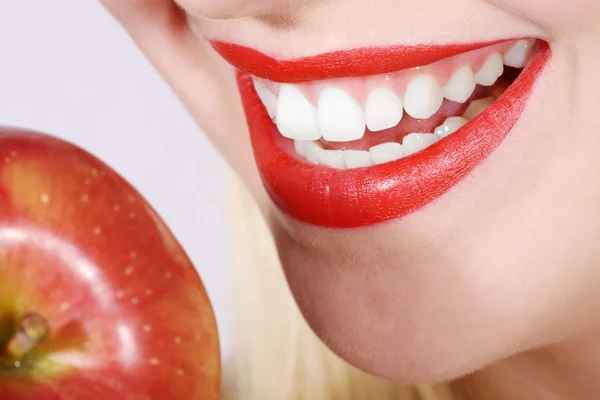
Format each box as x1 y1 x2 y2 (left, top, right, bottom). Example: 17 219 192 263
343 150 373 169
369 142 405 165
364 88 403 132
443 66 476 103
402 133 440 155
403 74 444 119
304 141 323 164
253 79 278 119
475 53 504 86
434 116 469 138
276 84 321 140
463 97 495 120
318 149 346 169
503 39 536 68
318 86 366 142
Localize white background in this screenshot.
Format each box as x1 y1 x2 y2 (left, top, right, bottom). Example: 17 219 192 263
0 1 232 355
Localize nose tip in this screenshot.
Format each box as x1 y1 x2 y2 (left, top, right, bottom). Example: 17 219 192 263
175 0 282 19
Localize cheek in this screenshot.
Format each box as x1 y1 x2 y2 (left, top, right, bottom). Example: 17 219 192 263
494 0 600 30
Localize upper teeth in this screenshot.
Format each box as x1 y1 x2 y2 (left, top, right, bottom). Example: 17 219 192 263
475 53 504 86
317 86 366 142
254 81 278 119
252 39 535 168
403 73 445 119
503 39 536 68
364 88 404 132
275 84 321 140
443 66 476 103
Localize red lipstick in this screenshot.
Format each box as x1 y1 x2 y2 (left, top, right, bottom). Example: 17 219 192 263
211 40 509 82
213 40 551 228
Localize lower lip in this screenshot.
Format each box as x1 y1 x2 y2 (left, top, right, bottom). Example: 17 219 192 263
236 42 551 228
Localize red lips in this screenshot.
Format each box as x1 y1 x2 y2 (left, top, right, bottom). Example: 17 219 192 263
211 40 508 82
211 40 551 228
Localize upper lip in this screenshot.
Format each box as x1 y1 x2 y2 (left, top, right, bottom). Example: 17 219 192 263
210 39 521 82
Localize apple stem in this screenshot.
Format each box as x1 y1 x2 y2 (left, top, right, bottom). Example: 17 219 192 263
4 313 50 360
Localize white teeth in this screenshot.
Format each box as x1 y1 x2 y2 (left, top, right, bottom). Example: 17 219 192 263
276 84 321 140
403 74 444 119
443 66 476 103
402 133 440 155
317 86 366 142
304 140 323 164
253 79 278 119
463 97 495 120
364 88 404 132
475 53 504 86
369 142 405 165
434 116 469 138
343 150 373 168
503 39 536 68
272 40 535 169
295 133 444 167
318 149 346 169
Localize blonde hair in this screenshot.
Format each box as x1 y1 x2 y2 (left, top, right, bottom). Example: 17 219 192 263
222 169 457 400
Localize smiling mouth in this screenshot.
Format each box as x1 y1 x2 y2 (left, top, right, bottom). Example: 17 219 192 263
211 38 552 228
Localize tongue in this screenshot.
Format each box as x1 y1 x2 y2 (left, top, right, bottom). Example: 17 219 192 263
320 86 489 151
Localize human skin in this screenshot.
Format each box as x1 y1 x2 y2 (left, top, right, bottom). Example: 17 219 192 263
101 0 600 398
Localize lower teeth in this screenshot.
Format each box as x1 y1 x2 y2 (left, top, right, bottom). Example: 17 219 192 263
294 94 500 170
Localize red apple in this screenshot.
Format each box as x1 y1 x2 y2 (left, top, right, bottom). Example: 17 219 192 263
0 127 221 399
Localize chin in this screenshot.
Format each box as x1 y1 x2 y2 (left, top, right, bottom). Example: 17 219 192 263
269 201 580 383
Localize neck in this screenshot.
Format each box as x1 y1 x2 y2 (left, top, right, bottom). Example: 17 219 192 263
453 334 600 400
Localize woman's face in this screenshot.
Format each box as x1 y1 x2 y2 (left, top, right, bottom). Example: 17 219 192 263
130 0 600 383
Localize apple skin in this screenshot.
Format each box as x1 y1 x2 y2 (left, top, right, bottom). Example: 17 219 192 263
0 127 221 399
